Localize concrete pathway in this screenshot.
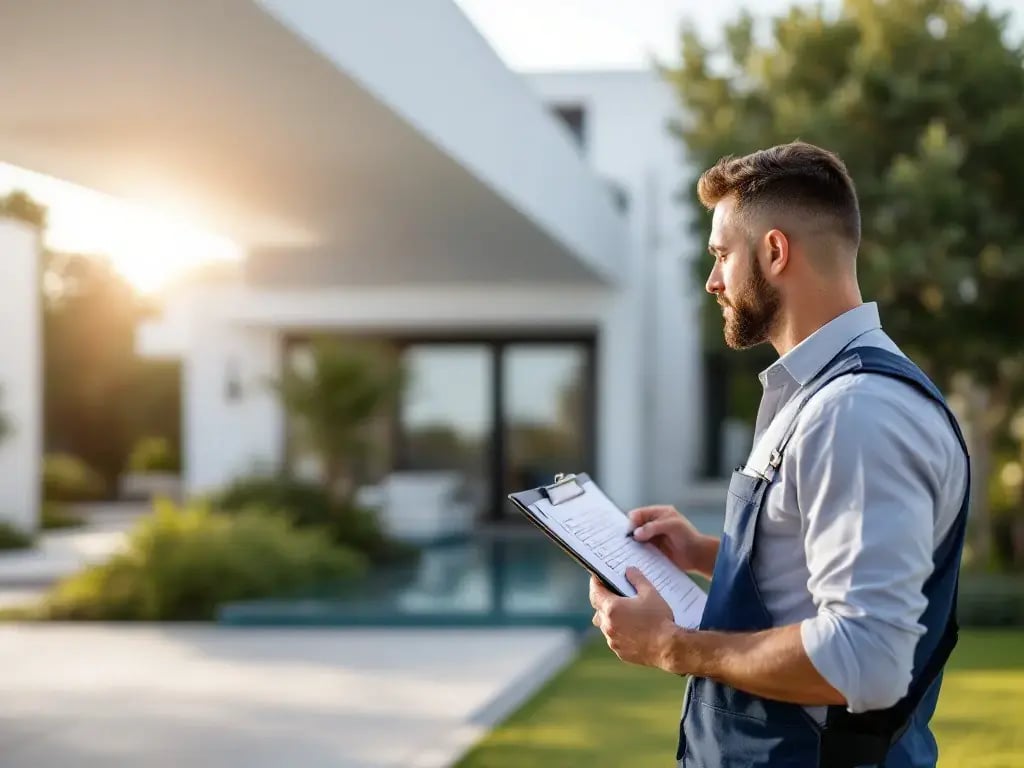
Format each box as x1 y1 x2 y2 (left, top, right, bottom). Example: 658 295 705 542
0 504 143 608
0 625 578 768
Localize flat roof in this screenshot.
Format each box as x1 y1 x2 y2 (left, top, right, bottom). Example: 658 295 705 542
0 0 626 285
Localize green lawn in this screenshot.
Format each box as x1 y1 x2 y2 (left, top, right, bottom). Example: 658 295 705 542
456 630 1024 768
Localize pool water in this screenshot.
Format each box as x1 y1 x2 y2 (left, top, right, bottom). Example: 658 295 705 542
218 532 599 628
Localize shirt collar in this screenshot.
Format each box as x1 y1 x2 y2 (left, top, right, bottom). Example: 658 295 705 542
759 302 882 389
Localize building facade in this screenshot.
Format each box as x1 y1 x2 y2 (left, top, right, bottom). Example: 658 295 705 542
0 0 708 531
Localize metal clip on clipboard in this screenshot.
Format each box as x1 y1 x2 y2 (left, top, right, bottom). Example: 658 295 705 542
542 473 586 505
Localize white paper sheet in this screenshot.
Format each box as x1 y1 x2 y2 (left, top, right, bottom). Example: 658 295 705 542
532 479 706 629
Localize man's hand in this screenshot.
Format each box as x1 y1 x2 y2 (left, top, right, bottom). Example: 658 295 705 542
628 505 719 579
589 570 848 707
589 568 677 669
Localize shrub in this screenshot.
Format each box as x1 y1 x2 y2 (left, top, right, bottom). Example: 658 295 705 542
957 572 1024 627
271 340 404 504
0 604 43 621
216 475 334 529
43 500 366 621
41 502 85 530
127 436 179 474
214 475 417 564
332 503 417 565
0 522 32 550
42 453 105 502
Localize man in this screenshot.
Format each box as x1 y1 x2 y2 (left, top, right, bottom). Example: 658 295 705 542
589 142 969 768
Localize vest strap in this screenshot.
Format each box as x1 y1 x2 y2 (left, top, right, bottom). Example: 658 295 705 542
819 607 959 767
757 353 863 481
755 345 968 767
811 347 968 768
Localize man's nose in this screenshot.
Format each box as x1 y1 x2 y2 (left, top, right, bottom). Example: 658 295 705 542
705 264 723 296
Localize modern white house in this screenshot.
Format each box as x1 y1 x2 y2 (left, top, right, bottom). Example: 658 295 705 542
0 221 42 534
0 0 712 536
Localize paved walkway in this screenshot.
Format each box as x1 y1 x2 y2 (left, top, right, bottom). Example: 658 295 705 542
0 504 142 608
0 625 578 768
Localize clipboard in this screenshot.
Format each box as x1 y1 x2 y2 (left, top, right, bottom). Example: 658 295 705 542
507 472 625 596
507 472 707 629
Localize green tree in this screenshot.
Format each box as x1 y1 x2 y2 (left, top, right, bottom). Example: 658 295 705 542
43 252 149 488
272 340 403 504
3 188 181 488
665 0 1024 565
44 255 182 489
0 189 46 229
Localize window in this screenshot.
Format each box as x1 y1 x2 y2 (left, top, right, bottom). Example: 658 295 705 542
400 344 493 513
283 336 596 523
502 344 591 506
397 340 595 522
551 104 586 150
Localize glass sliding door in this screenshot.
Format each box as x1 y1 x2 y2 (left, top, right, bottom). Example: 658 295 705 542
283 339 399 491
501 343 593 519
284 337 596 525
398 344 493 516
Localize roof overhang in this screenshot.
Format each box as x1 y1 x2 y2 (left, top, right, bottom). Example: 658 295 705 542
0 0 627 286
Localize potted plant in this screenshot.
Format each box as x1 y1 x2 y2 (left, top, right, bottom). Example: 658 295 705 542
120 436 181 501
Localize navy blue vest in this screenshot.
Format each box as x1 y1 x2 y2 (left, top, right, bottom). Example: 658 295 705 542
677 347 970 768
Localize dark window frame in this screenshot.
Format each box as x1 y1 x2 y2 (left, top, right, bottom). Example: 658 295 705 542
550 103 587 151
280 330 599 522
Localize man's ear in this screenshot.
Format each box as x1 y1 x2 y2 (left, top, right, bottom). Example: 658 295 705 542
765 229 790 275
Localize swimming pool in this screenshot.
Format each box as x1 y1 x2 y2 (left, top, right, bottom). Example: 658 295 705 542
218 531 599 628
219 504 723 628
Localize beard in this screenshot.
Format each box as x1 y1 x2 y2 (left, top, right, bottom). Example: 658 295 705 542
719 256 781 350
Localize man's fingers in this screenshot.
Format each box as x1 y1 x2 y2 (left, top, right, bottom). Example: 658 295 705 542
631 518 672 541
589 574 613 609
625 566 654 595
628 506 669 527
628 506 680 532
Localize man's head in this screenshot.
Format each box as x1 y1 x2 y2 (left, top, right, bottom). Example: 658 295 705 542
700 141 861 349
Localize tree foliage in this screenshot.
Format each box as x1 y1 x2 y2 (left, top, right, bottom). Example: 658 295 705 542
669 0 1024 374
272 340 404 504
0 190 46 229
43 251 181 488
3 189 181 489
665 0 1024 562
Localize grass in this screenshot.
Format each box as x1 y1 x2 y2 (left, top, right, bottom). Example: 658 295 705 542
456 630 1024 768
930 631 1024 767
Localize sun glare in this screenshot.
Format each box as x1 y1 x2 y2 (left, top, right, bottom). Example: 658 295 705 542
0 163 242 295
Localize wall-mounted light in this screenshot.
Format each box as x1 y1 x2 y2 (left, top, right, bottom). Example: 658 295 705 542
225 358 243 402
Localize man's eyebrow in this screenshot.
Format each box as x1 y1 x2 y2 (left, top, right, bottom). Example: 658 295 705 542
708 243 725 257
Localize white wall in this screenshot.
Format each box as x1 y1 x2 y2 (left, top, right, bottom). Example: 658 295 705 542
165 68 708 509
182 282 610 500
257 0 627 283
174 277 692 510
220 284 607 329
0 220 41 533
135 290 197 359
595 279 645 508
177 282 661 506
183 288 284 494
526 70 705 504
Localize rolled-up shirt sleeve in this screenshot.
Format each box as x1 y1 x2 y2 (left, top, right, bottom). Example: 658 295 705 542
792 378 943 713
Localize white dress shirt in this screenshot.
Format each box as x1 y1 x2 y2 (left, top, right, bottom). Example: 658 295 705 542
746 303 967 718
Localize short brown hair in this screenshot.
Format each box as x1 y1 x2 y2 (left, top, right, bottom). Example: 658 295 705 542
697 141 861 247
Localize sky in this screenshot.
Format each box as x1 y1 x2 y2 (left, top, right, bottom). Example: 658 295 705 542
0 162 241 294
455 0 803 71
2 0 1021 292
455 0 1024 71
